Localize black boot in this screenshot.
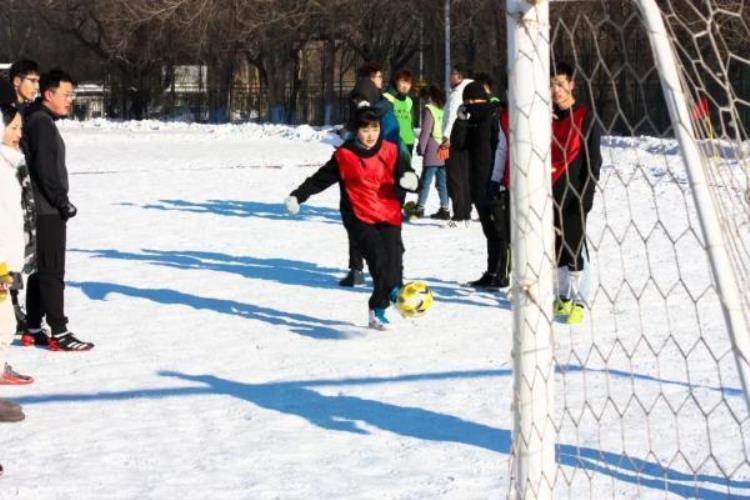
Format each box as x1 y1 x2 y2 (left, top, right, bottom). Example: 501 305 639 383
339 269 365 287
429 208 451 220
468 272 503 289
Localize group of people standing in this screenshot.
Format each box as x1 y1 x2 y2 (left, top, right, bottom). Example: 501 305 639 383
287 60 601 331
0 59 93 443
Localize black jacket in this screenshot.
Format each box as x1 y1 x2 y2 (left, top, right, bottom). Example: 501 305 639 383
450 102 499 204
291 138 414 227
21 100 70 217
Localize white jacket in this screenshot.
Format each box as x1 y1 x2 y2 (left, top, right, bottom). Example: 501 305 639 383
442 78 474 141
0 144 25 272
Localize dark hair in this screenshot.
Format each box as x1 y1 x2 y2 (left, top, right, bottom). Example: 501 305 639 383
551 61 575 80
420 84 446 108
392 68 413 84
1 104 19 127
474 72 493 90
40 68 77 96
357 62 383 79
354 107 381 130
9 59 40 81
451 65 467 78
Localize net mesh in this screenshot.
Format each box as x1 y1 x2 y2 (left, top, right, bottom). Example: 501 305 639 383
509 0 750 497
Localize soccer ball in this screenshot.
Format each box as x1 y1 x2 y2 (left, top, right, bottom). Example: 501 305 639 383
395 281 433 318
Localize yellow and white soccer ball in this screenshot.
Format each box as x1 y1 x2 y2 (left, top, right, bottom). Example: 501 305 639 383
395 281 434 318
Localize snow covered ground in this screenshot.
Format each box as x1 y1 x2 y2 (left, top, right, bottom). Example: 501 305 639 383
1 121 748 499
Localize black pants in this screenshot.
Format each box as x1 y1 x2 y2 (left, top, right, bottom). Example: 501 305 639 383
26 214 68 335
555 200 587 271
348 221 403 310
345 223 365 272
476 191 511 280
446 148 471 220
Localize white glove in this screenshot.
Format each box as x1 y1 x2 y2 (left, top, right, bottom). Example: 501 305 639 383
284 195 300 215
399 171 419 192
457 105 470 121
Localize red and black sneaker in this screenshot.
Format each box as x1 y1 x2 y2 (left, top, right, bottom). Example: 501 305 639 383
0 364 34 385
20 329 50 347
48 332 94 352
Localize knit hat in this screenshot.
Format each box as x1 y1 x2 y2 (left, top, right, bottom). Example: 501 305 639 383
462 81 488 102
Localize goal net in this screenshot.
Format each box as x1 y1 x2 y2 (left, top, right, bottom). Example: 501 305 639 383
506 0 750 498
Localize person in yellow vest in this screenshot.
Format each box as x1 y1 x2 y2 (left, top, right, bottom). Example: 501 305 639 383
383 69 416 157
414 85 450 219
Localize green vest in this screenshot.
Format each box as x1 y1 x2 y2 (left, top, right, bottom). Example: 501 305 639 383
425 104 444 141
384 92 416 145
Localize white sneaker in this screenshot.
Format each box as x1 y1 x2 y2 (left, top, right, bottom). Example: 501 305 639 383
368 309 389 331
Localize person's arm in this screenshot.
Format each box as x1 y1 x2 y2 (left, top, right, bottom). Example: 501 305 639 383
582 111 602 213
441 89 458 142
290 155 340 203
449 106 469 151
417 108 433 156
491 126 508 183
27 116 69 211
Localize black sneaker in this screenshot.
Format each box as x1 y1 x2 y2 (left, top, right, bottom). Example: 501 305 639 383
338 270 365 287
467 272 504 289
48 332 94 352
429 208 451 220
414 206 425 218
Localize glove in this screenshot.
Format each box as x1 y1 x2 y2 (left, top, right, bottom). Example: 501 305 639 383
399 171 419 192
60 201 77 221
487 181 502 200
457 105 470 121
284 195 300 215
437 146 450 161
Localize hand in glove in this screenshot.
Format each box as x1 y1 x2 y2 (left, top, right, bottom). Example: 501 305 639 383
284 195 300 215
399 171 420 192
456 105 470 121
60 201 77 222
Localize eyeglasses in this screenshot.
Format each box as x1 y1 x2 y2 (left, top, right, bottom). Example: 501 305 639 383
53 90 76 101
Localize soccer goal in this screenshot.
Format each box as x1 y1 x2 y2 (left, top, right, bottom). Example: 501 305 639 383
506 0 750 498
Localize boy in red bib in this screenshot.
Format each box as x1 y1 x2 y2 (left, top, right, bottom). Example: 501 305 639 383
285 108 419 330
550 62 602 324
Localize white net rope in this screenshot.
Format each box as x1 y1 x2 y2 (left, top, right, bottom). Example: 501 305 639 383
510 0 750 497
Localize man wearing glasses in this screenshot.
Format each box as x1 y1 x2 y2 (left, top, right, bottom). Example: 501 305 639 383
9 59 40 110
22 68 94 351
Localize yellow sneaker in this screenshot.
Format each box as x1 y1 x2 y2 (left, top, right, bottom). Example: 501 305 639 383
554 298 573 316
566 303 585 325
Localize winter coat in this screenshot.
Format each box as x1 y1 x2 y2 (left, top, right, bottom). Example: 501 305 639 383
442 78 473 140
551 103 602 214
417 104 445 167
21 99 70 217
291 138 415 228
450 101 500 205
0 145 26 272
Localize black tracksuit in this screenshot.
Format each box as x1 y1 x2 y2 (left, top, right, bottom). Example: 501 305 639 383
21 100 72 335
451 102 510 280
552 104 602 271
291 139 415 310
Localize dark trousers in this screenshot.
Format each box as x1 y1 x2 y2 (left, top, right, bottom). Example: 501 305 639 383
348 221 403 310
555 200 586 272
446 148 472 220
26 214 68 335
345 223 364 272
476 191 511 280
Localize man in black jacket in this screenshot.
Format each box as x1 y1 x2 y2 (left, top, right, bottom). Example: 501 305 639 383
451 81 509 289
21 68 93 351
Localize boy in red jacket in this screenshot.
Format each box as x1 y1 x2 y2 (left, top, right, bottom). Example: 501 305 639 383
285 107 420 330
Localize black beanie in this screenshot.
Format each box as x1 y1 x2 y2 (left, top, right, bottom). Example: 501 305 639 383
462 81 488 101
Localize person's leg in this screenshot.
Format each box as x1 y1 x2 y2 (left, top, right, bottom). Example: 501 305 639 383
445 151 463 219
24 272 42 331
339 223 366 287
34 215 68 336
417 166 437 208
435 167 450 209
0 301 15 372
458 152 473 220
348 221 387 311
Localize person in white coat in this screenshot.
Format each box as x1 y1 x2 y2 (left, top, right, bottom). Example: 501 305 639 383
440 65 474 226
0 105 31 426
